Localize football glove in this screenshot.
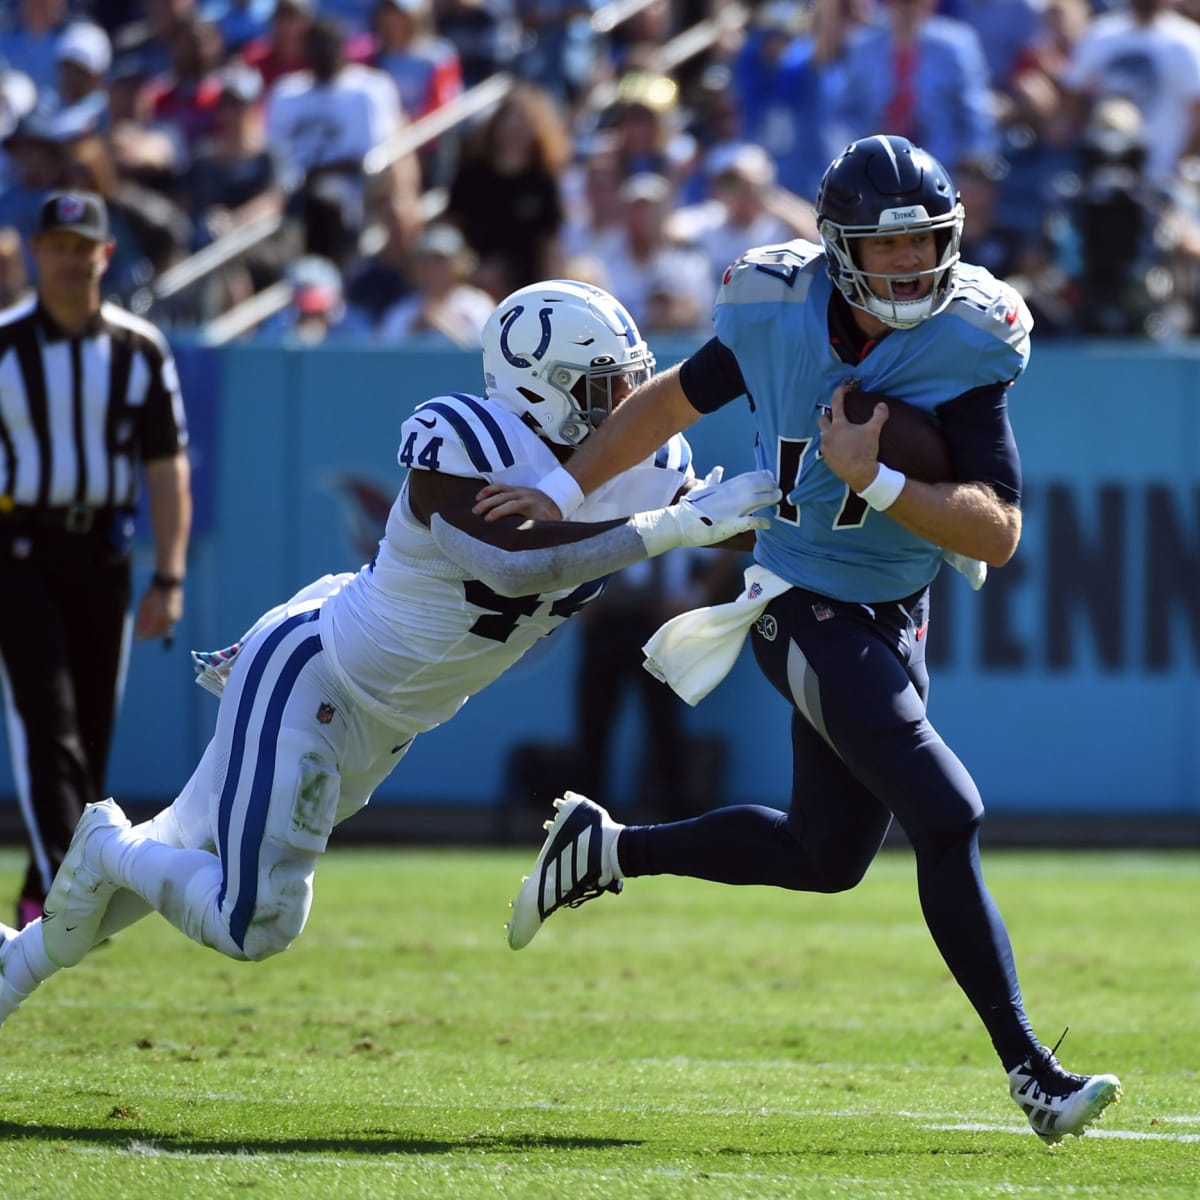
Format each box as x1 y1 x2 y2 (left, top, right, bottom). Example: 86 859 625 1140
631 468 780 557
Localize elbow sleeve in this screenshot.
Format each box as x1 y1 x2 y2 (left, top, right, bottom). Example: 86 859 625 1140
429 514 650 597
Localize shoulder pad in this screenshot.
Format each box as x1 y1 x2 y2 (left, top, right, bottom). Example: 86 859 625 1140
652 433 694 478
717 240 822 309
948 268 1033 350
398 392 520 478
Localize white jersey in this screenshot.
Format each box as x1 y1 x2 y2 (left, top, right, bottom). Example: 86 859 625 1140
319 390 694 736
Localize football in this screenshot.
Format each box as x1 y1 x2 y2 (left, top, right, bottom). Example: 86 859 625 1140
841 389 954 484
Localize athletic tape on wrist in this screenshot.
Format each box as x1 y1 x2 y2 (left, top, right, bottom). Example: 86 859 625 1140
537 465 585 519
857 463 906 511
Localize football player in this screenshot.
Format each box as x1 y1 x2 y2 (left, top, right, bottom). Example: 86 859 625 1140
483 137 1123 1145
0 281 780 1022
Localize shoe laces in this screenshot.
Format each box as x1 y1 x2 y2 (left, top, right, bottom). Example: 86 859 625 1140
562 878 622 911
1024 1028 1089 1096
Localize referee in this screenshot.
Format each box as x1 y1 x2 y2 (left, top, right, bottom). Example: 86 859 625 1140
0 190 192 928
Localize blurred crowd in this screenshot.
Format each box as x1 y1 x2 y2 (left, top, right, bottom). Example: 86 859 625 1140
3 0 1200 342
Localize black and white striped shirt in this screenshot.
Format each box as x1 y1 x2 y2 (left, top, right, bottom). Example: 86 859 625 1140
0 296 188 511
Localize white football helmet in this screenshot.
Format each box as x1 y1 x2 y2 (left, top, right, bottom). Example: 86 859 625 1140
481 280 655 445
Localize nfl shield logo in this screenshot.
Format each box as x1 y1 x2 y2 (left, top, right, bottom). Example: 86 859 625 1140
57 195 86 222
316 702 335 725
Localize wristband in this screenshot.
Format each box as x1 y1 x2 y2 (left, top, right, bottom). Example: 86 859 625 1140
536 464 585 519
856 463 906 512
152 573 184 590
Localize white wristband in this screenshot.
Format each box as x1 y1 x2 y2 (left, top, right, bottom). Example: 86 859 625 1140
536 465 585 519
857 463 906 511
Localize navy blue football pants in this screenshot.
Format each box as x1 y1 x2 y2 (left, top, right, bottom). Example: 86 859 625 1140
618 585 1038 1070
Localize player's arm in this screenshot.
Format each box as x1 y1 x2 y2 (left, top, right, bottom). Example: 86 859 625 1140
410 466 779 598
819 383 1022 567
474 339 748 522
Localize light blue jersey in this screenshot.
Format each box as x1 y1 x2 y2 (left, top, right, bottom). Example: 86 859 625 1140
713 240 1032 602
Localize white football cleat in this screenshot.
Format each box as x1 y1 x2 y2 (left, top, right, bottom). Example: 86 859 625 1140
506 792 624 950
1008 1047 1122 1144
42 798 131 969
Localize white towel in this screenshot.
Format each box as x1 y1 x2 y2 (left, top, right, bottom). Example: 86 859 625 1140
642 564 792 706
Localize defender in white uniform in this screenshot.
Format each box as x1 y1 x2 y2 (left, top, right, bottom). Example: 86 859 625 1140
0 281 780 1020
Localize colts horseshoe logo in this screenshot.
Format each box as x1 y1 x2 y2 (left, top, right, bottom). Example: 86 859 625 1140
499 304 553 368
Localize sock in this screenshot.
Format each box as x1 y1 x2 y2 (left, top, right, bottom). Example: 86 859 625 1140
2 920 57 999
96 832 243 958
608 829 625 881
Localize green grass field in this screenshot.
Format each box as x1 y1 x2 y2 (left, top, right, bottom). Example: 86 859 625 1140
0 844 1196 1199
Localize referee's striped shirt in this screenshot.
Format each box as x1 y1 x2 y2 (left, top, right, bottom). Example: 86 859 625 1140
0 295 188 512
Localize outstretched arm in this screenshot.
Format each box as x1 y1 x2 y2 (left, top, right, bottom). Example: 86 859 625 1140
411 464 779 598
473 365 704 522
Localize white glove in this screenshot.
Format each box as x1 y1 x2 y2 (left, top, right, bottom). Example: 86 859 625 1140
943 550 987 591
630 468 781 557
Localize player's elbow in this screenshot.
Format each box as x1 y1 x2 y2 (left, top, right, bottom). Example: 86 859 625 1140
474 563 541 598
983 508 1022 567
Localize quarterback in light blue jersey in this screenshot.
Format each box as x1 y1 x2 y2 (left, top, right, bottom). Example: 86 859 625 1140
488 135 1123 1146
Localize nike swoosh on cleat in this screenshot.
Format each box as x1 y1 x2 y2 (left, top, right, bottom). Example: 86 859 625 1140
64 925 78 933
415 416 436 428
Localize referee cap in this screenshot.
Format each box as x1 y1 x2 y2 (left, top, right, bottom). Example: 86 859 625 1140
34 190 110 242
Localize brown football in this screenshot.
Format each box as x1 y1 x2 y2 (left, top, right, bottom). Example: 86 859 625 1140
841 389 954 484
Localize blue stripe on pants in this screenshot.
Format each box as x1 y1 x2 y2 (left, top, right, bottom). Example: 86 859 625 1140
216 610 322 948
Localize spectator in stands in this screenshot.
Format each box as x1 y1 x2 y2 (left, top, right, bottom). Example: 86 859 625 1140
0 112 71 251
1062 0 1200 189
266 15 404 265
444 81 567 296
264 253 353 341
0 225 30 306
0 0 70 95
605 0 673 77
128 0 202 82
343 183 424 330
51 22 112 133
371 0 463 186
1006 0 1093 151
831 0 998 175
371 0 463 117
141 16 227 151
601 170 713 333
667 142 818 289
184 63 281 242
0 69 38 191
953 0 1047 107
378 221 494 345
64 130 194 304
601 71 695 188
208 0 275 55
512 0 601 106
560 133 624 272
242 0 375 88
735 0 868 203
180 62 288 313
106 59 189 197
432 0 521 88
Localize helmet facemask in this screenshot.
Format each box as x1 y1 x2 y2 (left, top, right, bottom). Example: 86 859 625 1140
820 203 964 329
548 352 656 445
